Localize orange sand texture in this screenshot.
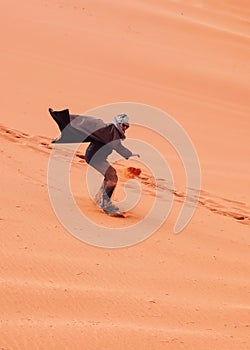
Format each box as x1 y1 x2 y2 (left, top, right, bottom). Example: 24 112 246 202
1 0 250 349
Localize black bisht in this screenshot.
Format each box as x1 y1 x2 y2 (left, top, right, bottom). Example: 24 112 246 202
49 108 107 144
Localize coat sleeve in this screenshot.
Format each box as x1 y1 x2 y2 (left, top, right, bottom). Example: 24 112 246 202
112 139 133 159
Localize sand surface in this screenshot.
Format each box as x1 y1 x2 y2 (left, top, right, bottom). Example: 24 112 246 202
1 0 250 349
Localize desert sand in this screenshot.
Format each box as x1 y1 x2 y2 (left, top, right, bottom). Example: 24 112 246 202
0 0 250 349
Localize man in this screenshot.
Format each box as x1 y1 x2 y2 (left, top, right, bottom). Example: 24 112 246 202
85 113 140 214
49 108 140 215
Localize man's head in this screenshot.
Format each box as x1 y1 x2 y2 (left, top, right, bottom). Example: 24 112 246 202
116 113 130 132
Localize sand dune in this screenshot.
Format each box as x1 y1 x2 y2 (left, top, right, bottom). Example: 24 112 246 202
1 124 250 225
1 0 250 349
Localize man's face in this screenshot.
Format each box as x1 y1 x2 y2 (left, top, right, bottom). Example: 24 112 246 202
121 123 130 132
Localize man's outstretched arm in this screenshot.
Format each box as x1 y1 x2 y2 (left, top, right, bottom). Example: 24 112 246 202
112 140 140 159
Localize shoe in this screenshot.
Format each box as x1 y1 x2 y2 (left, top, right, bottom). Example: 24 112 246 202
102 201 120 213
97 192 119 212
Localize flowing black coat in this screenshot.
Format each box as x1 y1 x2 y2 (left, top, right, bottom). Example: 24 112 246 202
49 108 132 160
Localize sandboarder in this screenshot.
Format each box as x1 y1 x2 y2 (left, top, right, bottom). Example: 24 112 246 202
85 113 140 215
49 108 140 215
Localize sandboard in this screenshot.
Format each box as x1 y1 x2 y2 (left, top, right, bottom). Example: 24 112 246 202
104 211 125 218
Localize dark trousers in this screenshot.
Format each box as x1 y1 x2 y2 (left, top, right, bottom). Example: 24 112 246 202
85 144 118 199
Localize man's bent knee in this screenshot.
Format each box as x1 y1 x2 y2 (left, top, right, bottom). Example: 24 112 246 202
105 166 118 184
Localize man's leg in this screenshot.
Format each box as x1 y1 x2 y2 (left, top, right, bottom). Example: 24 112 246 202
92 162 118 207
103 165 118 199
85 144 119 211
86 162 118 209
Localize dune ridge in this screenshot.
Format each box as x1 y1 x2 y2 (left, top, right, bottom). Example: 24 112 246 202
1 124 250 226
